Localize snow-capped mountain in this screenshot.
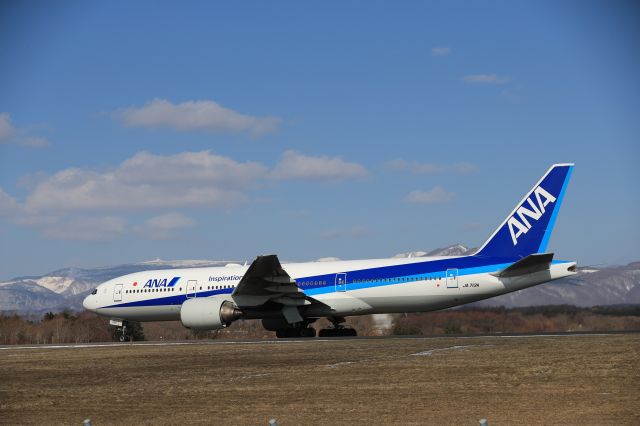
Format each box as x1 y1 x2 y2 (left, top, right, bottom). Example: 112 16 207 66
0 259 235 315
1 248 639 314
473 261 640 308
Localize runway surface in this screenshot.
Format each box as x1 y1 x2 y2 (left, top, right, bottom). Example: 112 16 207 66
1 329 637 351
1 332 638 425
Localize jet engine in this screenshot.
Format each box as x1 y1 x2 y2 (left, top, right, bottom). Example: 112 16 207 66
180 296 243 330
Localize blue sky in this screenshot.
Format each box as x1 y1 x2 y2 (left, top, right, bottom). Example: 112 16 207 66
1 1 639 279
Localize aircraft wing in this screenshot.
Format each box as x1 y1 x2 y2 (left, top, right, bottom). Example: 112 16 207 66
232 255 319 323
492 253 554 278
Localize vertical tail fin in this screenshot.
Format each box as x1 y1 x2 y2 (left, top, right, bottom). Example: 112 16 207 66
474 163 574 259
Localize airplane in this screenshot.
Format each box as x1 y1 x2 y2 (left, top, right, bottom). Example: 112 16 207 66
83 163 576 339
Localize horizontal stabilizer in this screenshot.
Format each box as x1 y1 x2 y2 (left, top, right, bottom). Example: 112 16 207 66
492 253 554 278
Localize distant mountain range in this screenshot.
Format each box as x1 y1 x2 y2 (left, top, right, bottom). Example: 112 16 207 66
0 260 233 315
1 247 638 315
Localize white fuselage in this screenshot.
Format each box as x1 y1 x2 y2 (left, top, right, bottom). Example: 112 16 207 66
83 255 577 322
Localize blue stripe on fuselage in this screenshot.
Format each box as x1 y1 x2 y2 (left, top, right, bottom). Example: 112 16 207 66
100 288 234 309
99 256 571 309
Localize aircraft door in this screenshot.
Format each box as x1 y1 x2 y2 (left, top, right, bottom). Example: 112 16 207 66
335 273 347 292
113 284 123 302
446 269 459 288
186 280 197 298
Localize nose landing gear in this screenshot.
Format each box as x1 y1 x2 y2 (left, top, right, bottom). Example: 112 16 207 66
110 319 130 342
110 319 144 342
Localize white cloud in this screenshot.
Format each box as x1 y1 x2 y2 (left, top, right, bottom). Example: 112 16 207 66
385 159 476 174
6 150 365 220
1 149 368 240
462 74 511 84
42 216 127 241
23 151 261 213
272 150 369 182
139 212 196 240
0 186 20 216
0 112 49 147
431 47 451 56
115 98 281 137
405 187 455 204
117 151 267 188
145 212 195 230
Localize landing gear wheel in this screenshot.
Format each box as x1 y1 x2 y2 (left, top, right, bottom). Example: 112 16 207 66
318 317 357 337
275 326 316 338
116 322 129 342
318 328 334 337
343 328 357 337
318 327 357 337
300 327 316 338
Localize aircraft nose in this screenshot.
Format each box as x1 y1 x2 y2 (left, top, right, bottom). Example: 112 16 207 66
83 294 94 311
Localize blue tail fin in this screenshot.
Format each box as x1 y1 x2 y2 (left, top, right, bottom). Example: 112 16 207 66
474 163 574 259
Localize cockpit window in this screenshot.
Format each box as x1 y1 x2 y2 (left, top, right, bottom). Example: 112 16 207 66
91 288 98 295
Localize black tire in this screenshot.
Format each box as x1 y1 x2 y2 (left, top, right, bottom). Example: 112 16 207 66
318 328 336 337
300 327 316 338
275 329 287 338
319 328 356 337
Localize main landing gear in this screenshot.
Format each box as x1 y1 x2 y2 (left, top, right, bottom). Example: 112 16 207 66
264 318 317 338
318 317 357 337
275 326 316 338
269 317 358 338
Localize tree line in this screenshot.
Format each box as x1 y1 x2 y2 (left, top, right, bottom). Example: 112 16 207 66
0 305 638 345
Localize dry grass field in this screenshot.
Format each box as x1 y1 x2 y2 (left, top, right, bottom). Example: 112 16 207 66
1 334 638 425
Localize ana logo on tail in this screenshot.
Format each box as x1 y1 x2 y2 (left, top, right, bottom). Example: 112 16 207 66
507 186 556 246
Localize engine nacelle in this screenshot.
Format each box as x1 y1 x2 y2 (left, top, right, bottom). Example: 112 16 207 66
180 296 242 330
